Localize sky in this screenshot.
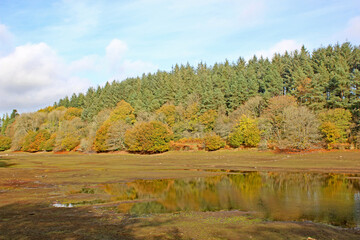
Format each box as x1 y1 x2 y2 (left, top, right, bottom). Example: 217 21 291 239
0 0 359 116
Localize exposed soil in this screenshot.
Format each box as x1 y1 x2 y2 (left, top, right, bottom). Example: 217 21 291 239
1 203 359 240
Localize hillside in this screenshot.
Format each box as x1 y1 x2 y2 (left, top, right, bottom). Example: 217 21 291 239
0 42 360 153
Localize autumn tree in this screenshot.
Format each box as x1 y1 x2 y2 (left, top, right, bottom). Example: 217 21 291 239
125 121 173 153
94 100 136 152
156 104 176 127
280 106 320 150
106 120 132 151
12 112 47 150
319 122 341 149
64 107 83 120
228 115 261 148
0 136 11 151
263 96 319 150
318 108 352 143
199 109 218 132
22 130 51 152
204 133 225 151
55 117 85 151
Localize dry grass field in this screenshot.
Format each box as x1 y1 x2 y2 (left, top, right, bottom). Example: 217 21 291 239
1 150 360 239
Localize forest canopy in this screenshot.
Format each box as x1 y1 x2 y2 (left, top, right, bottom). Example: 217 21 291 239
1 42 360 153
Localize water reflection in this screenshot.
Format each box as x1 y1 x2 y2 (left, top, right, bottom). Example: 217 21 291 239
102 172 360 227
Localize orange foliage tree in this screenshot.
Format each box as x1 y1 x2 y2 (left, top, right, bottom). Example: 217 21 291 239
125 121 173 153
204 133 225 151
22 130 50 152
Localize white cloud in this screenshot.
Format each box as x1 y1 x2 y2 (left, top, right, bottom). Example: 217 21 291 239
254 39 303 59
0 27 157 115
73 38 158 82
104 38 158 80
343 16 360 41
0 43 89 113
106 39 128 71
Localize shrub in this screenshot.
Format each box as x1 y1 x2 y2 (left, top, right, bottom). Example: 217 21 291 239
204 133 225 151
228 115 260 148
125 121 173 153
169 138 203 151
0 136 11 151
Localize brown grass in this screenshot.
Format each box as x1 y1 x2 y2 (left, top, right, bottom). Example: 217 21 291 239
0 150 360 239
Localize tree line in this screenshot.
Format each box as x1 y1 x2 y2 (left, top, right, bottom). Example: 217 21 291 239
0 42 359 153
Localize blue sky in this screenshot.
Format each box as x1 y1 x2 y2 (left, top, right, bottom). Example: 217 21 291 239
0 0 359 115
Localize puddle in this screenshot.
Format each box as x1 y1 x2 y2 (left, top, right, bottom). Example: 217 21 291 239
99 172 360 228
52 203 74 208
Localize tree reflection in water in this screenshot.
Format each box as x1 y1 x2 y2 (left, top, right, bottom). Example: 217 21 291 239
102 172 360 227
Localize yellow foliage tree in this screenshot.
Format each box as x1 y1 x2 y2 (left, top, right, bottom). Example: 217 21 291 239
199 110 218 131
64 107 83 120
125 121 173 153
204 133 225 151
156 104 176 127
228 115 260 148
94 100 136 152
